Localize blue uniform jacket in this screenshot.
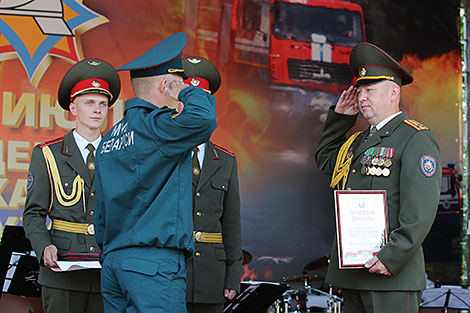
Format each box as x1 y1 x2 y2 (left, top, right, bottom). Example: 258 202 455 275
94 86 217 258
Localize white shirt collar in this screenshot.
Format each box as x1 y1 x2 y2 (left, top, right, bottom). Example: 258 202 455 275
73 130 102 163
192 143 206 170
373 111 402 130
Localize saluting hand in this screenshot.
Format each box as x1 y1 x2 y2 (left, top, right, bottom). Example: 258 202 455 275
167 80 188 114
43 245 59 268
364 257 391 276
335 85 359 115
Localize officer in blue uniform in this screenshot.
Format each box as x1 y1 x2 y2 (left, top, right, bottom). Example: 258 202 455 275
94 33 217 313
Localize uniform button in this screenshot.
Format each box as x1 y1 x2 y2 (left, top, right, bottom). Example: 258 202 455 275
64 182 69 187
195 252 201 257
196 192 201 197
352 169 356 174
195 231 203 242
89 247 95 252
221 185 225 189
90 192 96 199
196 211 202 217
346 187 352 191
90 210 94 216
87 224 95 235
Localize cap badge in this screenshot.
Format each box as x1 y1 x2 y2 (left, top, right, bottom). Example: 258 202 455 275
359 67 366 77
91 80 101 88
188 58 201 64
190 78 200 86
87 60 101 66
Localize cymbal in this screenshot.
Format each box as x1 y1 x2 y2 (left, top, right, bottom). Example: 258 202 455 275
242 250 252 265
303 254 330 272
281 274 325 283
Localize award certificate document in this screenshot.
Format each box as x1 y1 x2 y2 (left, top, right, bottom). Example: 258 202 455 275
334 190 388 269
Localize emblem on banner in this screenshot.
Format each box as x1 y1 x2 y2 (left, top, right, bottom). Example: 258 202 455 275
0 0 109 86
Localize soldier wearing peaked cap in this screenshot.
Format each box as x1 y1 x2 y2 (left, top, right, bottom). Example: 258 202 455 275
315 43 441 313
23 58 120 313
93 33 217 313
182 57 242 313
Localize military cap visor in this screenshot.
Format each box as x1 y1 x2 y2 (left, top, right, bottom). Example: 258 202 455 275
58 58 121 111
117 32 187 79
350 43 413 87
182 57 221 95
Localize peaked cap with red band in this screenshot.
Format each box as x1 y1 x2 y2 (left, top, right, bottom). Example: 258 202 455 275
58 58 121 110
349 43 413 87
182 57 221 95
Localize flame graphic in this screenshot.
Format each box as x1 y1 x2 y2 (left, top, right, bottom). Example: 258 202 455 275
241 264 258 281
400 51 461 129
399 50 461 164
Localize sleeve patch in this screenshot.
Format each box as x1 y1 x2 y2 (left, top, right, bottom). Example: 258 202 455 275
420 155 437 177
27 170 34 191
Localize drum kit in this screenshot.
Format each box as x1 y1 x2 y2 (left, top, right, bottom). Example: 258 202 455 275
271 255 343 313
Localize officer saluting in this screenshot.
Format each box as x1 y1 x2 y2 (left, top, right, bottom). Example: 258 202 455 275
23 59 120 313
183 57 243 313
94 33 217 313
315 43 441 313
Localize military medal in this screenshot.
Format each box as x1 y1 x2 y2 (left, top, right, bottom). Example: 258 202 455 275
377 157 385 166
384 159 392 167
372 157 379 166
375 167 383 176
382 168 390 177
361 166 368 175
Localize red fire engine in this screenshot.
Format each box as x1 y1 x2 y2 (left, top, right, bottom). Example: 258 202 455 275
232 0 366 93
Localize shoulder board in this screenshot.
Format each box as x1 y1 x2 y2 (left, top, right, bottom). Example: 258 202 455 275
403 119 429 131
213 143 235 157
37 137 64 148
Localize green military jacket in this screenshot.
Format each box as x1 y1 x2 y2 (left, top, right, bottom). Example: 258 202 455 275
23 131 101 292
315 108 441 291
186 141 243 304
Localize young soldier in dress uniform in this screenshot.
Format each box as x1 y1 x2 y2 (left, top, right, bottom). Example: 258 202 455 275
182 57 243 313
315 43 441 313
23 58 120 313
93 33 217 313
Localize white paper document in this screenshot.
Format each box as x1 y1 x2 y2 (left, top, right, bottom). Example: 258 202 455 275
51 261 101 272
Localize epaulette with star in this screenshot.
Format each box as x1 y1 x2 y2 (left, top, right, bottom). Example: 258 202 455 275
403 119 429 131
213 143 235 157
37 137 64 148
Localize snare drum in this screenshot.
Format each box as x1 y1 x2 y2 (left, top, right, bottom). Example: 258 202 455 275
282 289 307 312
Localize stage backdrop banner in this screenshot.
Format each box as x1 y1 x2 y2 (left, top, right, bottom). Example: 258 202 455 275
0 0 461 283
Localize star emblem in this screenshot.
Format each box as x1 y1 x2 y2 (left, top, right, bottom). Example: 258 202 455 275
0 0 109 86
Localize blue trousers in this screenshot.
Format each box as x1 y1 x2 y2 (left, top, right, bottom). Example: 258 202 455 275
101 247 187 313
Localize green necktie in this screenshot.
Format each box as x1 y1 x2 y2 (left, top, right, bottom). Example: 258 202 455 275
365 126 377 141
86 144 95 183
192 147 201 185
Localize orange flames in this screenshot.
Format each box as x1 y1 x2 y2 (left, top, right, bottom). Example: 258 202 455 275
400 50 461 164
241 264 258 281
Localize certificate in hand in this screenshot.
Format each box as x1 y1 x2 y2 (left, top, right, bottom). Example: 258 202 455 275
334 190 388 269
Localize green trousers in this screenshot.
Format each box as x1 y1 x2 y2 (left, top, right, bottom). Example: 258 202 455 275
42 286 103 313
342 289 421 313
